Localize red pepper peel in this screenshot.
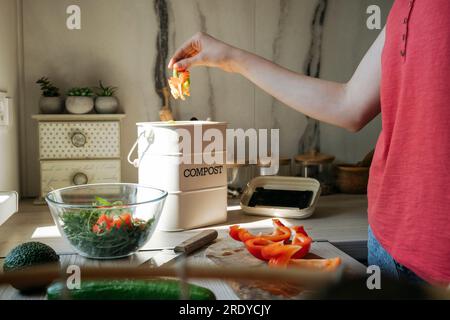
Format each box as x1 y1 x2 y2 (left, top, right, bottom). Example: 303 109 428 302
281 257 342 271
261 241 302 267
229 219 291 243
291 226 312 259
244 238 275 261
229 219 341 272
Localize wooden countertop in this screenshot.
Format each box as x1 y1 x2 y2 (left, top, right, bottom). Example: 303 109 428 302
0 194 368 300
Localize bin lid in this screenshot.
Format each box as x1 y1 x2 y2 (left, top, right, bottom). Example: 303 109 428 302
137 120 227 127
240 176 321 219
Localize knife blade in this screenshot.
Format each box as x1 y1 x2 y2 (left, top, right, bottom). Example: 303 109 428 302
139 229 218 268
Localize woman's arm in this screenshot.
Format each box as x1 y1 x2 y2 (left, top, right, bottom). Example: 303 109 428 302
168 28 385 132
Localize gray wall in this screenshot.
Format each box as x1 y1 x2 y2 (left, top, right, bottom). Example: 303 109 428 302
19 0 393 197
0 0 20 192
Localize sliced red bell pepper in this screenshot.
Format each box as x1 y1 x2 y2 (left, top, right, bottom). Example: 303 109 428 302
92 213 114 234
229 225 249 241
244 238 275 261
291 226 312 259
235 227 255 242
292 225 308 237
229 220 340 271
276 257 342 271
92 224 101 234
261 241 302 267
228 219 291 243
93 212 135 233
229 225 240 241
260 225 312 266
112 212 133 229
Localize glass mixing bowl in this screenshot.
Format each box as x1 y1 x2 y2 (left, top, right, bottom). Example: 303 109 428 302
46 183 167 259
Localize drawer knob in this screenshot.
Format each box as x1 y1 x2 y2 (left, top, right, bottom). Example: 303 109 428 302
73 172 88 185
71 132 87 148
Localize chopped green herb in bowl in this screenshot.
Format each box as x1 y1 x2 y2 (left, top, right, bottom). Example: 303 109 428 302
46 184 167 259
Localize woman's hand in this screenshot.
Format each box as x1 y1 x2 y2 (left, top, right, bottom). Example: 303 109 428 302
168 32 239 73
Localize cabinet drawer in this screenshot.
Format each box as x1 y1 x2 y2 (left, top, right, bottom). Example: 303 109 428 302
39 121 120 159
40 160 121 197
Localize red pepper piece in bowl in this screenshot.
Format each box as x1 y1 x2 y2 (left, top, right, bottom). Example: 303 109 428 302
92 212 134 233
92 213 114 234
112 213 133 229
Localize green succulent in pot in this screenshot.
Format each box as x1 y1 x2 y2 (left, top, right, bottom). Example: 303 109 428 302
94 81 119 114
36 77 63 114
67 87 94 97
37 77 60 97
66 87 95 114
95 81 118 97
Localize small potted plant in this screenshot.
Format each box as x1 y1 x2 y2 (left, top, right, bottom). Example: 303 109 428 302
36 77 63 114
94 81 119 114
65 87 95 114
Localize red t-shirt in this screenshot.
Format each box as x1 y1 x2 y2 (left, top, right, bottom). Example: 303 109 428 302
369 0 450 284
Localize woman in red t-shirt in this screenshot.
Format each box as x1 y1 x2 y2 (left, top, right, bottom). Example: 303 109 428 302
168 0 450 285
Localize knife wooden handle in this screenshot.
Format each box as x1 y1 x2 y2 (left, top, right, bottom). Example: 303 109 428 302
174 230 218 254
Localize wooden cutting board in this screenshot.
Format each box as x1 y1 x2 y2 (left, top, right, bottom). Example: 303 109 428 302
206 236 366 300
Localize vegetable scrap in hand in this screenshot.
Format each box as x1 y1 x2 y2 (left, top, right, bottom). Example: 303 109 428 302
229 219 341 272
168 69 190 100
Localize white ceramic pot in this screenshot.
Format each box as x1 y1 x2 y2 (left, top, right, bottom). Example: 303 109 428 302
157 187 228 231
39 96 63 114
94 96 119 114
65 96 94 114
131 121 229 231
138 153 227 192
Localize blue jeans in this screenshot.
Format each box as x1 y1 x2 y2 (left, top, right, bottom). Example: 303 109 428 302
368 226 424 285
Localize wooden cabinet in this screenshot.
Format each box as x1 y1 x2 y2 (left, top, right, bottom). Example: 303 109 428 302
32 114 125 199
40 159 121 195
38 121 120 159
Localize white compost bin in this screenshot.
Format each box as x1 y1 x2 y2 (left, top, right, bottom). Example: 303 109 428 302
128 121 228 231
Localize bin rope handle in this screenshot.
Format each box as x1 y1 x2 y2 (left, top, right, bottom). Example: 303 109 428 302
127 129 155 168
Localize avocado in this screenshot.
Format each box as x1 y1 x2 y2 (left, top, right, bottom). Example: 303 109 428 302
3 242 60 293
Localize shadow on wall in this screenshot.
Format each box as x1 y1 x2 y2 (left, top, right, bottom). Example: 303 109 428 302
18 0 392 197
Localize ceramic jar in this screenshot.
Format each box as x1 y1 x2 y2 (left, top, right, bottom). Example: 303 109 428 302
39 96 63 114
65 96 94 114
94 96 119 114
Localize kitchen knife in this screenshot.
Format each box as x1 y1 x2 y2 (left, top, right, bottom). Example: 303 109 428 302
139 229 218 268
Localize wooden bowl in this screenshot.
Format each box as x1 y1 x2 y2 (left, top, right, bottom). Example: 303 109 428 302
336 165 369 194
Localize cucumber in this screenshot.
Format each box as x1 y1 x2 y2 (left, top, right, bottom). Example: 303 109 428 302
47 279 216 300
